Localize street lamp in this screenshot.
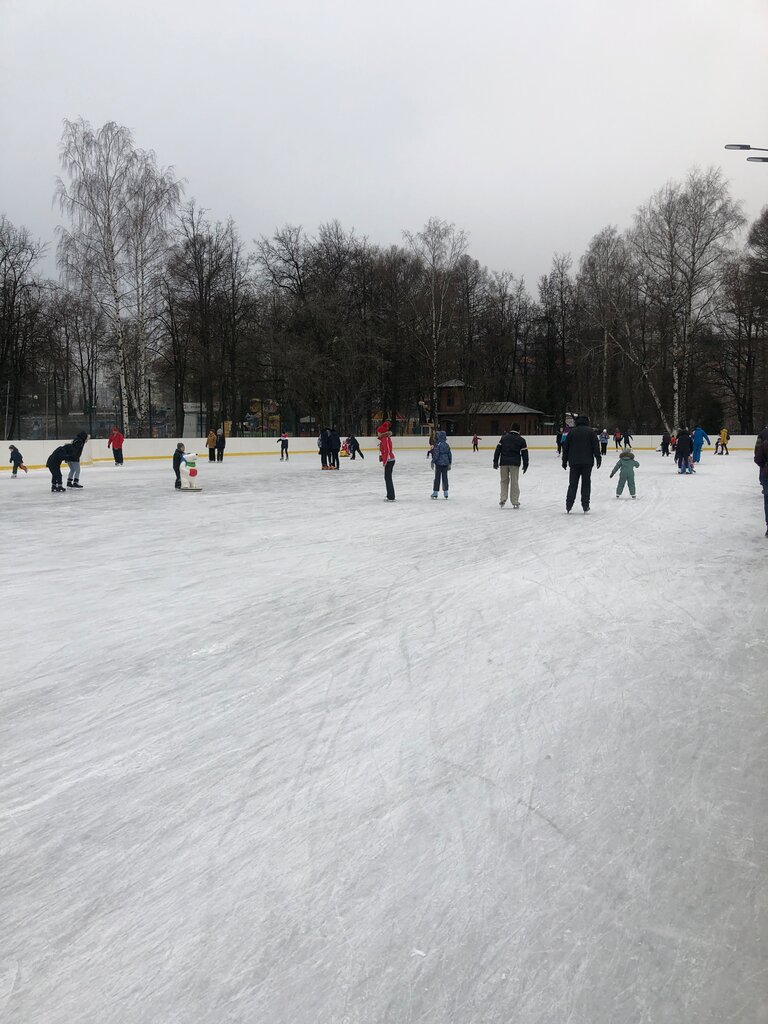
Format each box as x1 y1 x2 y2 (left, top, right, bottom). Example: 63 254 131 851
724 143 768 163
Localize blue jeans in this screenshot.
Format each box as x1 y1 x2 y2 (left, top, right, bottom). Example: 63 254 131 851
693 443 703 463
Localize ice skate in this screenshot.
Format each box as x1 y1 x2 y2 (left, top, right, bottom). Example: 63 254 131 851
583 507 590 514
443 492 448 499
72 481 83 488
67 480 73 487
431 492 438 499
512 503 520 509
499 500 505 507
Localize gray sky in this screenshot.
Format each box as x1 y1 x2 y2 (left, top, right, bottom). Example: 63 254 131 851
2 0 767 286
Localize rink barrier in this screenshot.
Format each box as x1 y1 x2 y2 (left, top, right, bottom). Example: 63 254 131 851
1 436 759 471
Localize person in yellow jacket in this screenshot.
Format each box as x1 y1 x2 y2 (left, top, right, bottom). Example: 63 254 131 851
206 429 217 462
716 427 730 455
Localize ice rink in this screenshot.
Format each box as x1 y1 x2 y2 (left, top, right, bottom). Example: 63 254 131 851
2 445 767 1024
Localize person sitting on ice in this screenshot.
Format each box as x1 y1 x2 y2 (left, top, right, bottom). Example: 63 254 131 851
8 445 27 477
173 443 186 489
610 448 639 499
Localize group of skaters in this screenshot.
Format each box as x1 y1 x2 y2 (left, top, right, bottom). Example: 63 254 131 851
314 428 364 468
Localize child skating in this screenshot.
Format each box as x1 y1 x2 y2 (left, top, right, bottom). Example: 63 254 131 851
173 443 186 489
610 448 639 498
9 445 27 477
277 433 289 460
431 430 452 499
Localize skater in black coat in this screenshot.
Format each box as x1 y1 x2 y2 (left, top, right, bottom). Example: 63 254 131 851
46 444 71 492
675 428 693 474
661 431 671 457
9 445 27 476
172 443 186 489
562 415 601 512
347 435 364 460
328 428 341 469
66 431 89 487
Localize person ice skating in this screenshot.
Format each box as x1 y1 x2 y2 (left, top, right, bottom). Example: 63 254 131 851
430 430 452 499
328 427 341 469
318 428 330 469
472 434 481 452
215 427 226 462
660 430 671 457
621 428 633 449
675 427 693 474
207 429 217 462
562 414 601 513
613 427 622 450
173 443 186 489
691 425 710 464
494 423 529 508
65 431 89 488
754 425 768 537
377 421 395 500
108 426 124 465
277 432 289 460
670 433 677 453
598 429 609 456
716 427 730 455
8 445 27 477
46 444 70 492
610 448 639 498
556 428 563 456
347 435 363 460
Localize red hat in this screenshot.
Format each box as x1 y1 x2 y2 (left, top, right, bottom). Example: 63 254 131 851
376 421 390 434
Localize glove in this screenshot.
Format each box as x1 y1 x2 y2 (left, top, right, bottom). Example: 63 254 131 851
431 462 435 469
596 457 602 469
522 466 527 474
562 461 568 470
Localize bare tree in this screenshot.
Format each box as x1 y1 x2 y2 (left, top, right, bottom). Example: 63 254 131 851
55 118 182 434
632 167 744 427
404 218 468 423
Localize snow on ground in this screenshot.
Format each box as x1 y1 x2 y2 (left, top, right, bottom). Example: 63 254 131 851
1 446 767 1024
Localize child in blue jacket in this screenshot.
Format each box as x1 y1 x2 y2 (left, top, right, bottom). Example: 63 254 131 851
610 449 639 498
430 430 452 499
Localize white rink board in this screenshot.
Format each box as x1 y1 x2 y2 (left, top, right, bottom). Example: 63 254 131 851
2 450 767 1024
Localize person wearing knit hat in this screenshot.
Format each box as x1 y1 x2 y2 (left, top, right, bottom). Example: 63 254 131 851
377 422 396 500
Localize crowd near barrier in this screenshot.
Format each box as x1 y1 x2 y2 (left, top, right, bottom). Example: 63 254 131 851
1 435 760 471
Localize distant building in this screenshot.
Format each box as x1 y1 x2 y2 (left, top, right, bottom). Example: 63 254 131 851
437 381 546 435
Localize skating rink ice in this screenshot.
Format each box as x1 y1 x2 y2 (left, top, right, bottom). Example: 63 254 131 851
2 445 767 1024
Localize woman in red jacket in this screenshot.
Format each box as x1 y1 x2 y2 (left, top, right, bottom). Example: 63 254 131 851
108 426 124 465
377 421 395 501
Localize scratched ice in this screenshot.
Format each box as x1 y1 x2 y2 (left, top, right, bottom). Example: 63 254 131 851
2 448 766 1023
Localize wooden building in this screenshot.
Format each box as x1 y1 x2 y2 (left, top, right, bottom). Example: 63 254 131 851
437 381 546 436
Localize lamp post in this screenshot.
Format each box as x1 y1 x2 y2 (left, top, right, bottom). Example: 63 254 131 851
724 143 768 164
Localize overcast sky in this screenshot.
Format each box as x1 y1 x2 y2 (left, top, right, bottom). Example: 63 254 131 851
1 0 767 285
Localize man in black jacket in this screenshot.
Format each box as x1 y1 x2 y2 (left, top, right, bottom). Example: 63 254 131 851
675 427 693 474
328 427 342 470
562 415 601 513
493 424 529 508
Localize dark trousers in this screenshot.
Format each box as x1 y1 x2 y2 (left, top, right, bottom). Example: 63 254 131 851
280 444 288 460
762 478 768 525
174 468 181 488
600 442 607 455
216 448 224 462
113 448 123 465
47 460 63 487
350 448 363 460
384 460 395 500
433 466 449 492
566 465 592 510
330 450 340 469
208 448 216 462
661 442 669 456
320 450 328 468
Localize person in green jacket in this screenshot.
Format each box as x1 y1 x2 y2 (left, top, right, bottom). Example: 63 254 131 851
610 448 639 498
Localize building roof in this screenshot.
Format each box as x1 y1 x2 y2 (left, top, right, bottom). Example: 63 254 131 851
469 401 545 416
437 379 465 388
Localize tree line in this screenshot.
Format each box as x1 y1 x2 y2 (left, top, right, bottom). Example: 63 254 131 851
2 117 767 439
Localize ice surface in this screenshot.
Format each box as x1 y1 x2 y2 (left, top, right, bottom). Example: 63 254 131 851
2 447 767 1023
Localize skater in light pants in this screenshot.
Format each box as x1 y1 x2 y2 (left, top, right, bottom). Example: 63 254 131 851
493 424 529 508
499 464 520 506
